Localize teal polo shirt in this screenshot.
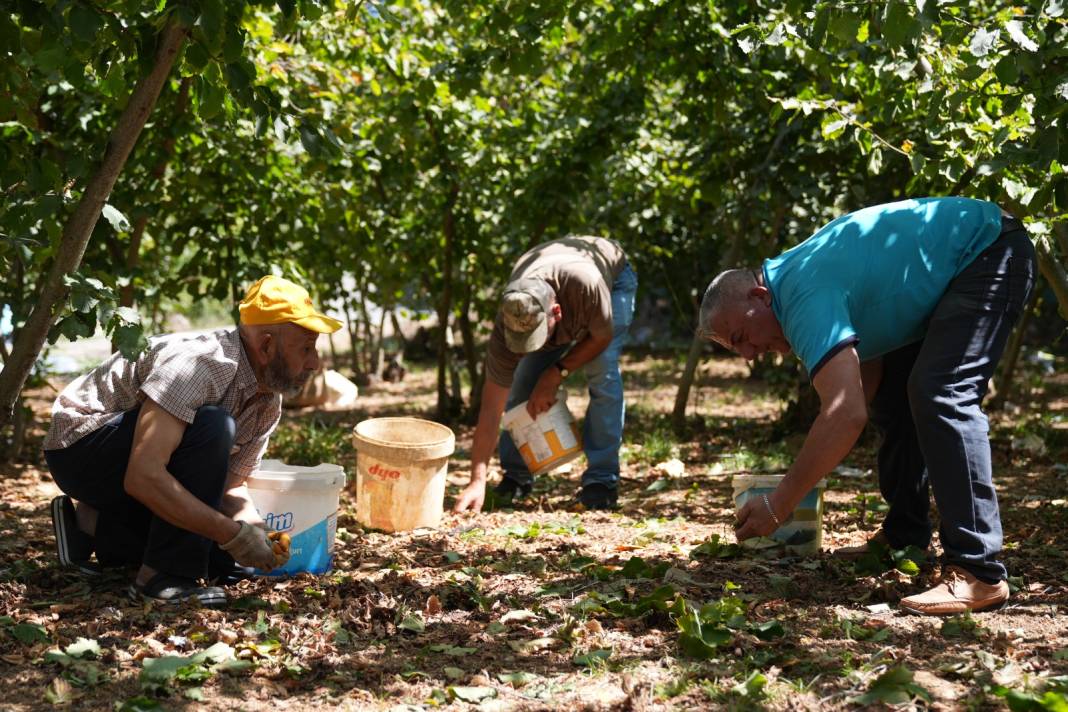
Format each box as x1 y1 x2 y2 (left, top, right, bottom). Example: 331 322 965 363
763 197 1004 377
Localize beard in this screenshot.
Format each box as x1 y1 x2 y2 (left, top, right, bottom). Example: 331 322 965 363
263 351 313 397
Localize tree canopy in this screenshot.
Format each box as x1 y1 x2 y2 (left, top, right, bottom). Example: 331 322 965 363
1 0 1065 433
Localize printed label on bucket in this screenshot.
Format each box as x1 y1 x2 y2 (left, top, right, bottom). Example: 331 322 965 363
366 458 404 481
734 487 823 554
502 400 583 474
255 512 337 576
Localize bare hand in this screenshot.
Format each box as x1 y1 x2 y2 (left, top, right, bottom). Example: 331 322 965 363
734 496 784 542
454 479 487 513
526 368 561 417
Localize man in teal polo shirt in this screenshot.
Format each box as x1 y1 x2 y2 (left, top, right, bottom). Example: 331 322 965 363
699 197 1035 615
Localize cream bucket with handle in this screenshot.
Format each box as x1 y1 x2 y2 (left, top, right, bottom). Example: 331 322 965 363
352 417 455 532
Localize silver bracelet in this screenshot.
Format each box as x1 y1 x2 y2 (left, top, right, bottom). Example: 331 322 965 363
762 493 781 528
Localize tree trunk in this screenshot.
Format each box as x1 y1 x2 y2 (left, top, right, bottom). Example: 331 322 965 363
372 306 387 376
988 284 1041 411
0 18 188 429
344 304 362 378
671 332 705 431
435 182 460 421
389 309 406 351
671 223 749 430
1037 232 1068 321
357 292 374 375
327 329 338 369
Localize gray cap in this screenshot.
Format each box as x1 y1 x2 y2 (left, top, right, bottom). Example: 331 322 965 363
500 277 555 353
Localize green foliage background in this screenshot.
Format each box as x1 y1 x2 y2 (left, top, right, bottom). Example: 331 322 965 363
1 0 1065 415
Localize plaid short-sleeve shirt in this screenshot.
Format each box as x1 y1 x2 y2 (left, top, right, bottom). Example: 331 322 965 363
43 328 281 485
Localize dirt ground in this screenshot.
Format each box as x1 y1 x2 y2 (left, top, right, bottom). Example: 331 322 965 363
1 352 1065 711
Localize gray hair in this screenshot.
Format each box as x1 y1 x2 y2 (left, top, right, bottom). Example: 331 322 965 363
698 268 756 340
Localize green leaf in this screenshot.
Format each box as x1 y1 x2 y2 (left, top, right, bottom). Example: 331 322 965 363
829 11 861 44
498 671 537 687
573 648 611 667
428 644 476 656
101 204 130 233
68 4 104 43
116 696 162 712
969 28 1000 57
751 620 785 640
65 637 101 659
690 534 741 560
222 24 245 63
196 75 225 120
35 45 67 73
854 666 931 706
896 559 920 576
398 614 425 634
299 123 324 156
867 147 885 175
447 686 497 703
645 478 669 492
882 1 918 48
821 116 849 140
0 13 20 52
809 5 830 50
732 671 768 698
197 0 225 48
499 609 538 624
10 623 49 645
995 56 1019 84
184 43 211 72
44 677 77 706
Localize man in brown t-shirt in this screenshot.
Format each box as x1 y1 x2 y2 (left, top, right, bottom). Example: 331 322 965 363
454 236 638 511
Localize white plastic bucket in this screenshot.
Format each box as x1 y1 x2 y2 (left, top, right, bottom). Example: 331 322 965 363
732 474 827 556
500 397 583 476
352 417 455 533
246 459 346 576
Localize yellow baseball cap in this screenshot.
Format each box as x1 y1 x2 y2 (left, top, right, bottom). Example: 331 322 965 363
238 275 342 334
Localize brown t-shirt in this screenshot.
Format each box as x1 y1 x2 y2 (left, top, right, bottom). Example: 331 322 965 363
486 236 627 387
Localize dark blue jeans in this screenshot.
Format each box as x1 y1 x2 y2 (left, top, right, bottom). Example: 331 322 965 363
870 221 1036 582
44 406 235 580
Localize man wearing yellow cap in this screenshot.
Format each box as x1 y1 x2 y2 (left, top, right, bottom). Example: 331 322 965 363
42 276 341 606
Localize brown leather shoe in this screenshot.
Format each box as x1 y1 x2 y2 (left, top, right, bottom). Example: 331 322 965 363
898 566 1008 615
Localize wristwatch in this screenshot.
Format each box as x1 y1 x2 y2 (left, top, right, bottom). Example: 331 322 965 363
555 361 570 379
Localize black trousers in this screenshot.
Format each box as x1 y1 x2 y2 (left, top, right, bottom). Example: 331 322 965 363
45 405 236 580
868 216 1035 581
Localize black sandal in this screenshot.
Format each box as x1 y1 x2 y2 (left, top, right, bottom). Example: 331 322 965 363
128 573 227 608
50 496 101 577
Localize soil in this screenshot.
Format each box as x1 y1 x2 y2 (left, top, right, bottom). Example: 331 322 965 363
0 352 1065 711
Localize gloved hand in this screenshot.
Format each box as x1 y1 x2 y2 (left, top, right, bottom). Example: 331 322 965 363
220 522 276 570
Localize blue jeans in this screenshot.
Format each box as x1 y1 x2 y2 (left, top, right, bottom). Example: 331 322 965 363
870 222 1035 582
499 263 638 490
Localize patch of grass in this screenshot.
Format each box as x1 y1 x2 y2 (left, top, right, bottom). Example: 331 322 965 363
623 423 680 466
267 417 353 466
721 443 793 473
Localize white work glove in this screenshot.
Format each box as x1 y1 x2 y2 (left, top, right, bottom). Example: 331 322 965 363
220 522 276 570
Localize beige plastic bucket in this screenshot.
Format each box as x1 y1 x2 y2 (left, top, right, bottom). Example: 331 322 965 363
500 396 583 476
732 474 827 556
352 417 455 533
